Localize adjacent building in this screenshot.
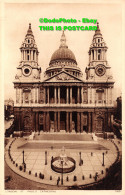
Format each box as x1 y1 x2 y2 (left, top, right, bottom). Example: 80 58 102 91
4 99 14 120
13 23 114 136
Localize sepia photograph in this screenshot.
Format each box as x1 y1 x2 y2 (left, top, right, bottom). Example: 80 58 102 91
1 1 124 193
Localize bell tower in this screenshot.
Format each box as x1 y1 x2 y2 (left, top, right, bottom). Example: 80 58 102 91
86 22 113 82
15 23 41 81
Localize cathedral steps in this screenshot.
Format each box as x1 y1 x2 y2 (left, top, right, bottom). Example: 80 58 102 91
33 132 93 142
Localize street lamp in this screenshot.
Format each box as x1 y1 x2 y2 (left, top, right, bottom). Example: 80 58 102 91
102 152 105 166
79 152 81 166
22 150 25 165
45 151 47 165
61 160 63 185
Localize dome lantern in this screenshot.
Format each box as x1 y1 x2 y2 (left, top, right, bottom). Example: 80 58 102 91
59 31 68 48
49 31 77 66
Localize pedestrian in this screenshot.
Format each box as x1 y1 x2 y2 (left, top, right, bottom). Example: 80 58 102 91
57 178 60 186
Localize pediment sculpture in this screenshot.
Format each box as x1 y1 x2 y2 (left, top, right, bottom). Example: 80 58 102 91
56 73 74 81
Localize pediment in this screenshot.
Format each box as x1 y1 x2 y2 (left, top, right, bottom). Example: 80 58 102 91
44 71 83 83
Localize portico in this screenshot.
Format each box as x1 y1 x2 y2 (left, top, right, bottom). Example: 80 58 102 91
37 110 91 133
44 85 84 105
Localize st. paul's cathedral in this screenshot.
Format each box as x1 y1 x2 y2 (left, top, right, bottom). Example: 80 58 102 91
13 23 114 137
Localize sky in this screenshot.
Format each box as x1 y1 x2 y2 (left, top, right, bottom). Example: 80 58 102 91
3 2 123 101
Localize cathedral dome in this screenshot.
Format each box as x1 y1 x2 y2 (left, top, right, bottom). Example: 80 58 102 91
50 47 77 64
49 31 77 66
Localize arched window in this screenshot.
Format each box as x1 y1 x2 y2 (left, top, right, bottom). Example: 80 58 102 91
23 88 31 103
96 88 104 103
98 49 101 60
33 50 35 60
27 50 30 61
92 50 94 60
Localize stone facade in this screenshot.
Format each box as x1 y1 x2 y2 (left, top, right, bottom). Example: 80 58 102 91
14 23 114 136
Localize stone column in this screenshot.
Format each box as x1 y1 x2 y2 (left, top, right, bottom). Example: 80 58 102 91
34 50 36 61
17 88 19 104
88 112 91 132
37 87 39 103
105 49 107 61
25 50 27 60
88 88 90 104
43 87 45 104
81 87 83 104
110 87 112 104
66 87 69 104
30 50 31 60
79 87 81 103
29 90 31 104
33 50 34 61
105 110 109 130
70 87 72 104
104 89 106 104
24 50 25 60
90 50 92 61
57 112 60 132
43 112 46 132
92 88 94 104
92 112 95 133
36 112 39 132
101 49 103 60
95 49 97 60
54 87 57 104
21 88 23 104
33 87 35 103
66 112 69 132
22 51 24 60
31 50 33 61
69 112 72 132
90 87 92 104
77 112 80 132
47 87 49 104
107 88 109 105
58 87 60 104
18 112 21 131
16 88 18 104
19 88 21 104
54 112 57 132
23 92 25 104
89 53 91 61
94 49 96 60
35 87 37 103
81 112 83 133
46 112 50 132
77 87 80 104
97 49 98 60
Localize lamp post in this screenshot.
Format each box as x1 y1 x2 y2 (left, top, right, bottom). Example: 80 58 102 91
22 150 25 165
79 152 81 166
102 152 105 166
45 151 47 165
61 160 63 185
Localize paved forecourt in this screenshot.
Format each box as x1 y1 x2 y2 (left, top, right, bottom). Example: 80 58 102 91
5 135 118 187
